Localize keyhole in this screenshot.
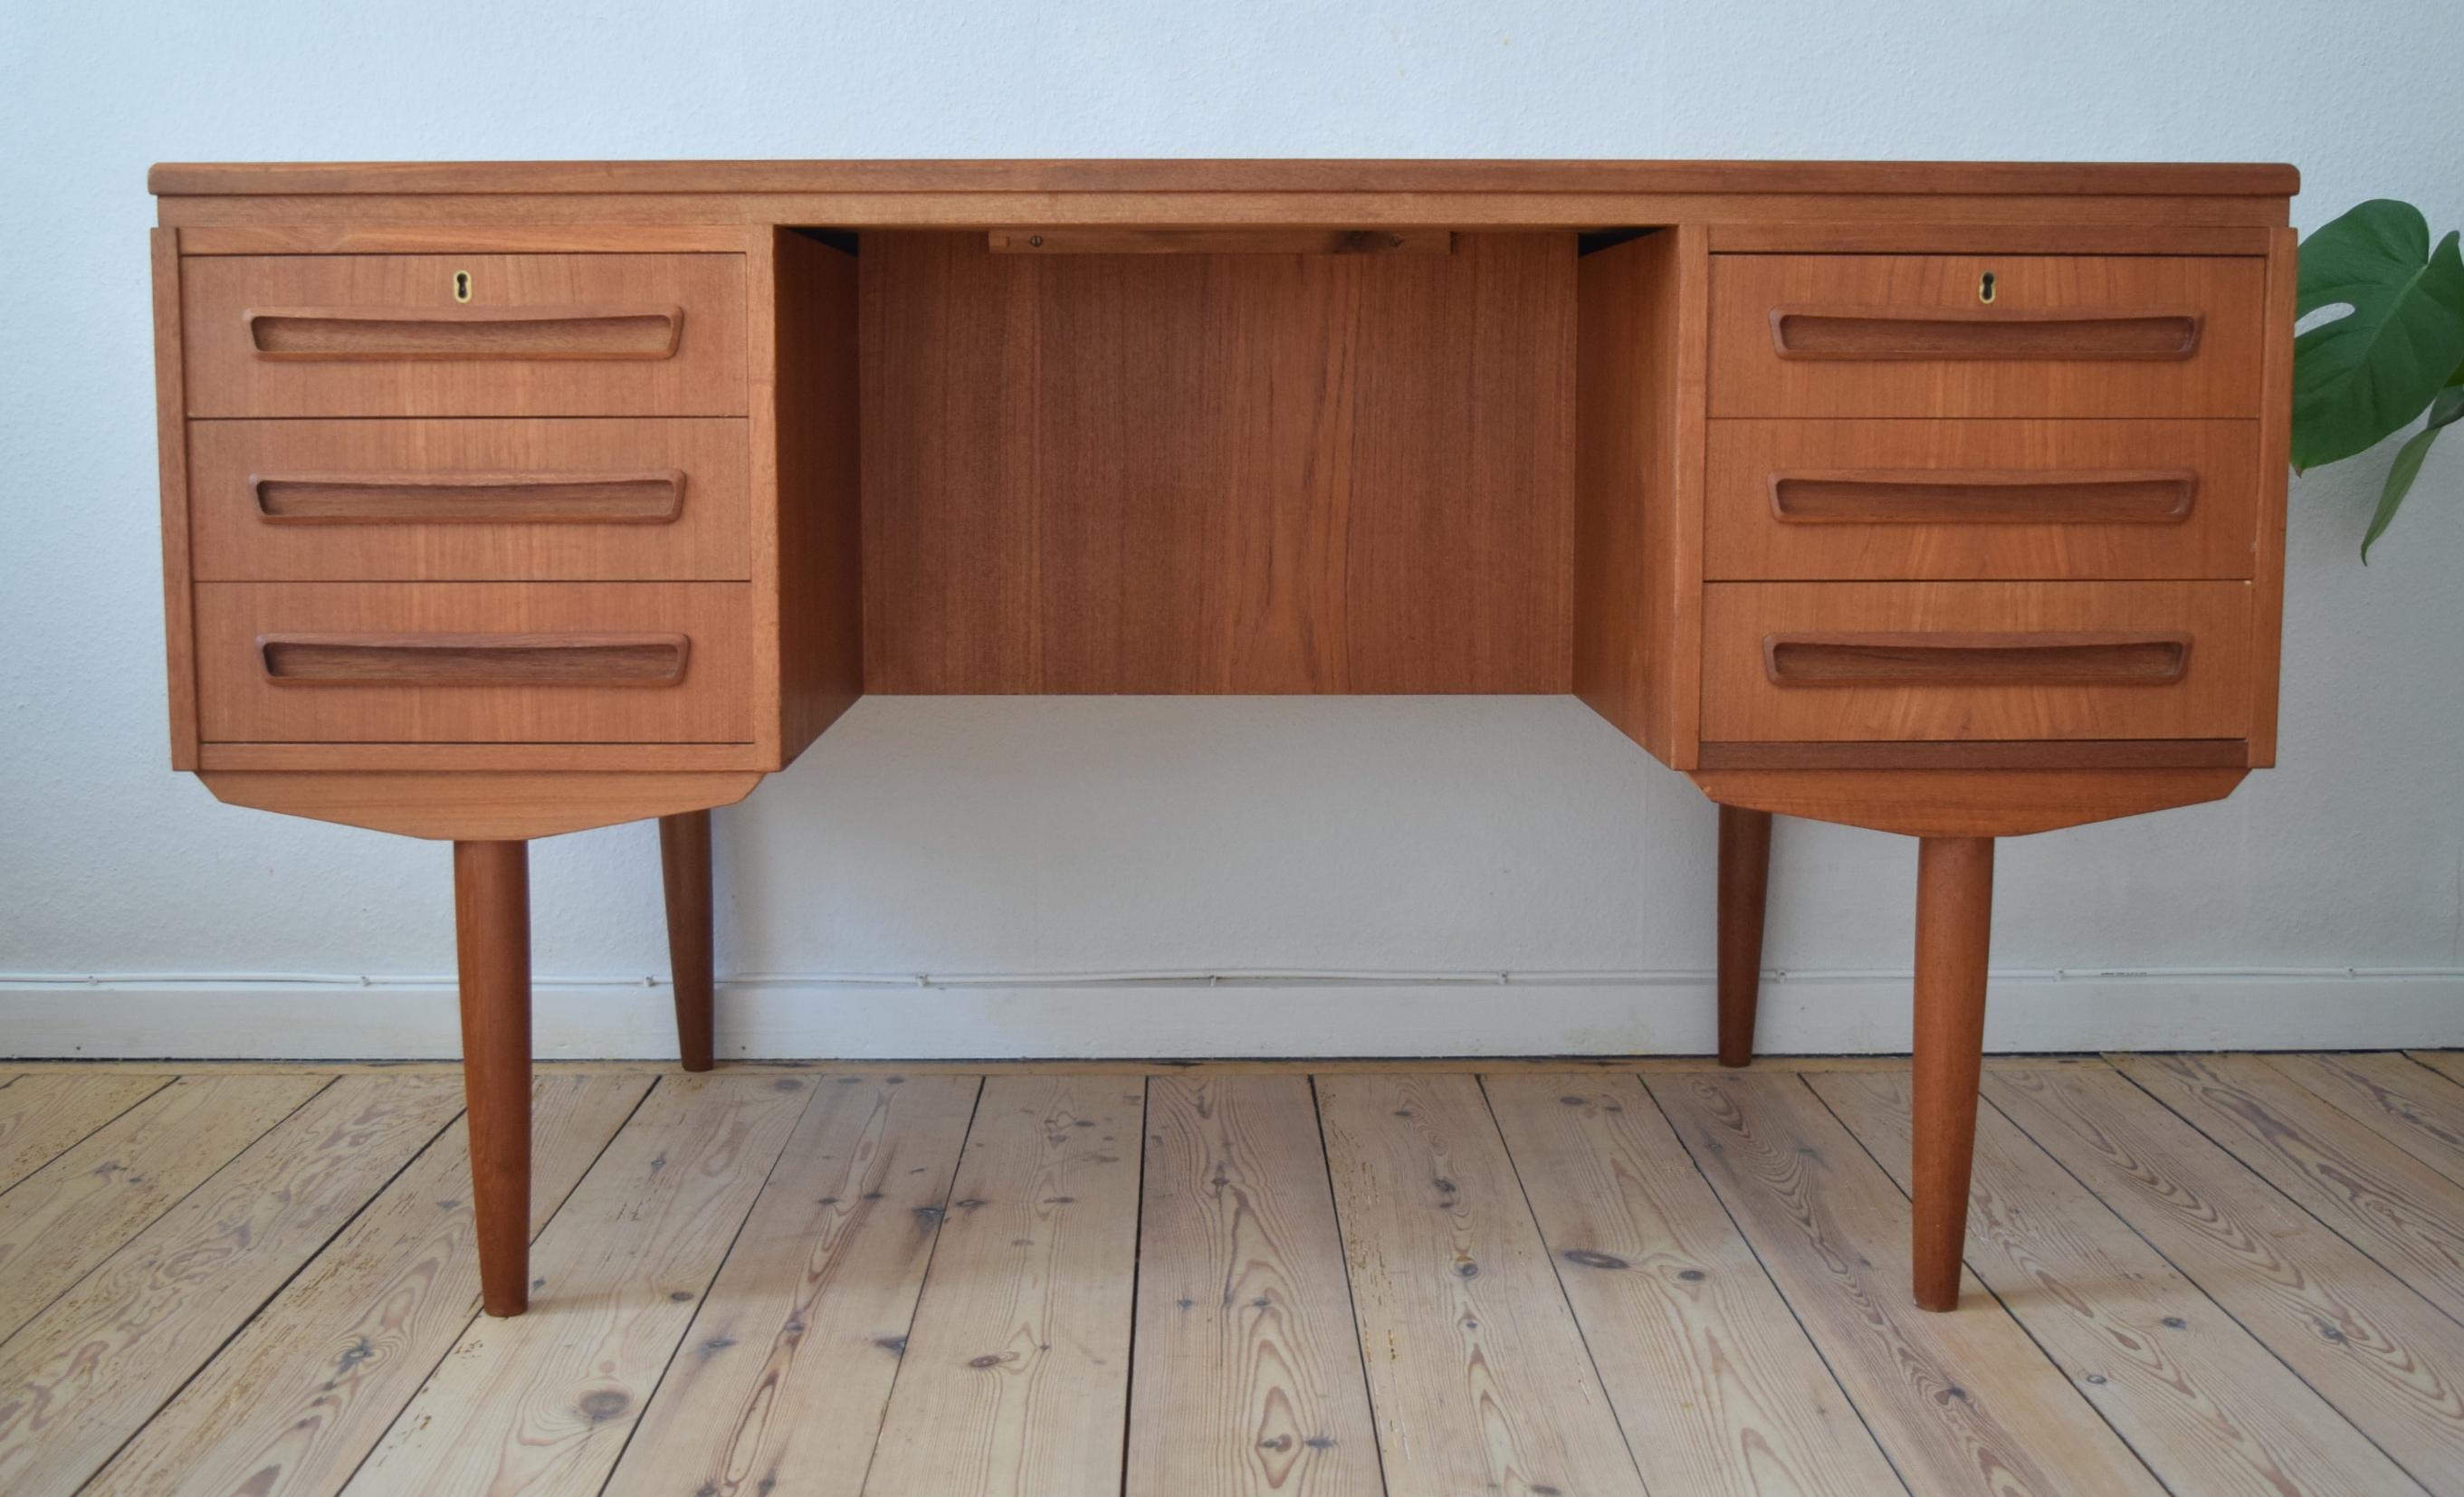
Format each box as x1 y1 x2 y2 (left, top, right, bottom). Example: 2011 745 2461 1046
1978 271 1997 304
453 271 472 303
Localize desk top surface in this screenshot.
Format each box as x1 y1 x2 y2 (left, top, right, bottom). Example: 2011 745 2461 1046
148 157 2301 199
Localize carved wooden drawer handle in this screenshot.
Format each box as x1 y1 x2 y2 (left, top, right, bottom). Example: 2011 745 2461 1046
1769 308 2202 361
1769 470 2198 525
252 471 686 524
259 633 690 687
244 306 684 360
1763 632 2191 687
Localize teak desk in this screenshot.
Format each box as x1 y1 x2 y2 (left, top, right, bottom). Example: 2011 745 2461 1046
145 159 2298 1315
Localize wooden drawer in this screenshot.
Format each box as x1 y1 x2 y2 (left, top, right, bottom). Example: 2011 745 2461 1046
1702 581 2253 742
1705 419 2259 580
1708 254 2265 417
195 582 752 743
181 253 747 416
188 418 750 581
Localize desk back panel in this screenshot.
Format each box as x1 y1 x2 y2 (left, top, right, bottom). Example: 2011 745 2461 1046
855 231 1577 694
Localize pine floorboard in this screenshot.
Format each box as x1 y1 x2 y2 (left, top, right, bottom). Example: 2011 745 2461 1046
4 1054 2462 1495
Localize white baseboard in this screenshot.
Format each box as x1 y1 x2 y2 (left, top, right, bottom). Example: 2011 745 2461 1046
5 967 2461 1059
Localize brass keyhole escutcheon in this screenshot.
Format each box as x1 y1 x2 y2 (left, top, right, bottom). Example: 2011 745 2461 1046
1979 270 1997 304
452 270 473 303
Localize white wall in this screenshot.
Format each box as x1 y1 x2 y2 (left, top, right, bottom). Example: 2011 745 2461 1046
4 0 2461 1058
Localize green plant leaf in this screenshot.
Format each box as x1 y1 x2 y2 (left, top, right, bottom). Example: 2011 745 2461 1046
2293 199 2464 471
2359 377 2464 560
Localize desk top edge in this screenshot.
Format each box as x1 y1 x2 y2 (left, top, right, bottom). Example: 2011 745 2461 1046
147 157 2302 199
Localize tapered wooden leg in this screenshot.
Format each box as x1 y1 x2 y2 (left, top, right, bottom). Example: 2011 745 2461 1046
1909 834 1994 1311
454 839 532 1319
1716 806 1774 1068
658 810 716 1073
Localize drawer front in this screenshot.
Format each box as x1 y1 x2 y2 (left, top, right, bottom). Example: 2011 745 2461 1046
1709 254 2266 417
196 582 752 743
1702 581 2253 742
182 253 747 416
189 418 750 581
1705 419 2259 580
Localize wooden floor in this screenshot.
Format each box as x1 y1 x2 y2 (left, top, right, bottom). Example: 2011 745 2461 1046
7 1055 2464 1494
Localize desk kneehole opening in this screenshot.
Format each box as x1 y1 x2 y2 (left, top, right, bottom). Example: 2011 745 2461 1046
258 633 692 688
1763 631 2192 688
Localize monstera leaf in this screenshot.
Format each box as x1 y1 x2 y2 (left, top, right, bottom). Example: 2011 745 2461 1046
2362 374 2464 560
2294 199 2464 472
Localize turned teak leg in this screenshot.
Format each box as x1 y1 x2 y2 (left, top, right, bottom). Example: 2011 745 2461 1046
454 839 533 1318
1909 835 1995 1311
658 810 716 1073
1716 806 1774 1067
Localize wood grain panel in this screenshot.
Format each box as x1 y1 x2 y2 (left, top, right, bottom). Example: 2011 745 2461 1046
2115 1053 2464 1328
153 187 2302 234
145 158 2305 199
195 581 753 743
1688 766 2249 836
601 1074 979 1497
178 224 755 253
86 1074 652 1497
1706 223 2279 253
182 253 746 416
153 229 199 768
765 229 864 764
0 1073 324 1345
195 742 763 772
864 1075 1146 1495
0 1075 463 1495
188 417 749 580
2248 227 2297 766
1484 1073 1899 1496
198 768 761 838
1647 1071 2163 1496
1315 1073 1647 1497
1817 1069 2423 1497
1987 1066 2464 1486
1695 739 2249 770
1705 419 2260 580
341 1073 810 1497
1572 228 1705 765
859 231 1574 693
1702 581 2254 741
1342 231 1575 693
858 230 1039 692
1709 254 2266 416
0 1072 168 1192
988 226 1455 255
1129 1075 1380 1497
